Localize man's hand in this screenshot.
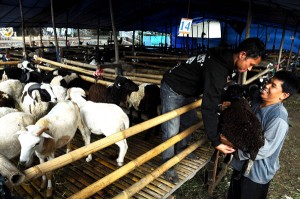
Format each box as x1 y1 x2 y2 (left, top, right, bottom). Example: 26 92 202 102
216 143 236 154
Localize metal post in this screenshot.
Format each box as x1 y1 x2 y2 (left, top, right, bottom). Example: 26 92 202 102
286 24 298 69
109 0 120 64
77 25 80 45
50 0 60 62
277 16 287 70
18 0 27 59
65 11 69 47
240 0 252 85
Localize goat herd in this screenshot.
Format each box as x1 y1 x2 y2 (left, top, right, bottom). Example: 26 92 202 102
0 60 161 198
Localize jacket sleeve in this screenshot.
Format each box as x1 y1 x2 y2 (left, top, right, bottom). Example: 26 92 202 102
201 62 228 147
238 117 289 160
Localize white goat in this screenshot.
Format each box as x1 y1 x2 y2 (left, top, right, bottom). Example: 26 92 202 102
0 107 19 118
19 82 57 120
66 87 129 166
0 112 35 159
0 79 24 104
17 100 89 198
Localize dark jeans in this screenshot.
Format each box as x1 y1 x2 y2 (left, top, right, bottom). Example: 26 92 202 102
227 170 270 199
160 81 198 162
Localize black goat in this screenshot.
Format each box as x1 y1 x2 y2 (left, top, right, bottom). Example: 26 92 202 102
218 97 264 179
127 83 161 140
88 75 139 105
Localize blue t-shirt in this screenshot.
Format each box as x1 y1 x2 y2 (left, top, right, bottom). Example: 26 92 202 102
231 101 289 184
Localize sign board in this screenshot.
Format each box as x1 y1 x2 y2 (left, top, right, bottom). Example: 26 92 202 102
179 18 193 34
0 27 14 37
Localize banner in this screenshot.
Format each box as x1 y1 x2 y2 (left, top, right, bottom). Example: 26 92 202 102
0 27 14 38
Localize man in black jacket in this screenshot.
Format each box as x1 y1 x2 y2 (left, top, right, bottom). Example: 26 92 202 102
160 37 266 183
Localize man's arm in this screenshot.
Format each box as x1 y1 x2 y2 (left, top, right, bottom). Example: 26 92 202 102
238 118 288 160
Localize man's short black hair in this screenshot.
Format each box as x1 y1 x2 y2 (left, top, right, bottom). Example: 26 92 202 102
235 37 266 59
274 70 300 96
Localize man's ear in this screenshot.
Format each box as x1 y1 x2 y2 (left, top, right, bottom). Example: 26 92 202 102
281 92 290 100
239 51 247 59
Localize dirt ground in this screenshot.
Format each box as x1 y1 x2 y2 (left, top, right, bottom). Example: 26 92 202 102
174 94 300 199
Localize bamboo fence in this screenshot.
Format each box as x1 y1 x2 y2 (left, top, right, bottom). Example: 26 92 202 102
69 122 205 198
33 56 161 85
23 99 202 183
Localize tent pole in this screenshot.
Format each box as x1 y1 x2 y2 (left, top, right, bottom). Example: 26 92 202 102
50 0 60 62
286 23 298 70
265 26 268 46
273 27 277 52
18 0 27 59
109 0 120 70
65 11 69 47
277 16 287 71
240 0 252 85
77 24 80 45
39 25 43 47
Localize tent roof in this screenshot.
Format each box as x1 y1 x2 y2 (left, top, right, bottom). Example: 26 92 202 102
1 0 300 32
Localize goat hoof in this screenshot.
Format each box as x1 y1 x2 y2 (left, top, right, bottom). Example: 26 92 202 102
45 187 53 198
86 156 92 162
40 182 47 191
117 161 123 167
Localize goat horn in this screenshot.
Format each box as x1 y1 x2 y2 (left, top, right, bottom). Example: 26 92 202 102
36 127 49 136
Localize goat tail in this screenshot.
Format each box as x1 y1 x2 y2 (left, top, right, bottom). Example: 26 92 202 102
121 113 130 131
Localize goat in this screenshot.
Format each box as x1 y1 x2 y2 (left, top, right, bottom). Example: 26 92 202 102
218 97 264 179
17 60 42 83
0 79 25 104
17 100 89 198
127 83 161 140
0 112 35 160
88 75 138 106
0 107 19 118
66 87 129 166
19 82 57 120
0 90 15 108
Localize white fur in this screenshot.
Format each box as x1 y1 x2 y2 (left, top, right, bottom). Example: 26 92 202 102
0 79 25 102
67 87 129 166
17 100 89 198
127 83 150 110
0 112 35 160
0 107 19 118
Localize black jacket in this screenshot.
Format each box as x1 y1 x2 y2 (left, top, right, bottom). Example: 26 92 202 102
163 47 235 147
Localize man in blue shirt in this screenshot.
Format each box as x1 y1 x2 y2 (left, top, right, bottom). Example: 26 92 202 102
227 70 300 199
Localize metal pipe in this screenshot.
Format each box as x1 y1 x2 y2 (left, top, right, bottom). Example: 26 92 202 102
18 0 27 59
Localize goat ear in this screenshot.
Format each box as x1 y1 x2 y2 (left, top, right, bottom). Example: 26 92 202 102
16 130 27 135
41 132 54 139
65 88 71 100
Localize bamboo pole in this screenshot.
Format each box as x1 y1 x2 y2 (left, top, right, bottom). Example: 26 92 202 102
23 99 202 182
244 66 273 85
78 75 113 86
0 61 20 65
36 64 113 86
62 58 98 69
124 55 188 61
125 61 172 70
104 68 163 80
34 56 161 84
113 137 208 199
69 123 205 199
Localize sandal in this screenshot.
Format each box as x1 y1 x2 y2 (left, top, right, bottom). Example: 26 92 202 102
163 168 179 184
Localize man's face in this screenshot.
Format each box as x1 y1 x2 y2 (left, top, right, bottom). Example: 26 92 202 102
235 51 262 73
260 77 288 103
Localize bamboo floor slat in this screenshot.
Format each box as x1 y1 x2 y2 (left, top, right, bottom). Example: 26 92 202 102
11 130 213 199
